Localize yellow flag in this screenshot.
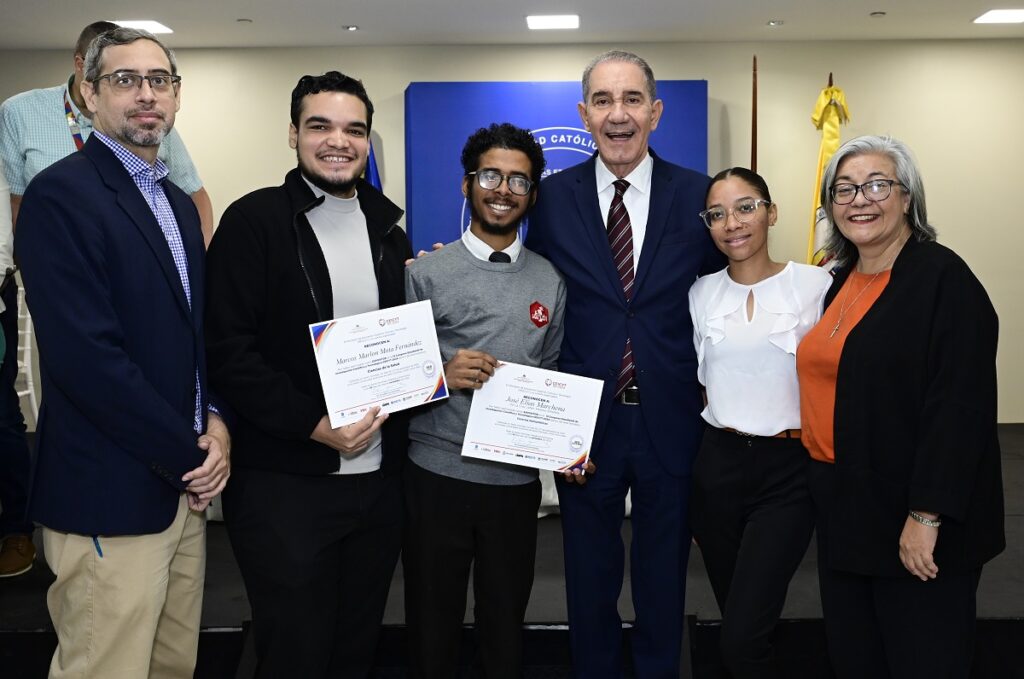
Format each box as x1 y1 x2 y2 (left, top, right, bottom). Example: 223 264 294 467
807 86 851 265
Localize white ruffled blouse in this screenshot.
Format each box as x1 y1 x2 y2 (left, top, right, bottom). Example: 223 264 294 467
687 261 833 435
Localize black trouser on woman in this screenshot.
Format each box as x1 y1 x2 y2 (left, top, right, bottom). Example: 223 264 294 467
808 460 981 679
690 426 815 679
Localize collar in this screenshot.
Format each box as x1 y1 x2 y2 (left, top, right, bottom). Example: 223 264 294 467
461 228 522 262
283 167 403 236
302 175 361 214
93 131 168 181
63 74 91 124
595 152 653 195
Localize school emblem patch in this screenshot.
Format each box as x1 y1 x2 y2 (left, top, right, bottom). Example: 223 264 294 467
530 301 549 328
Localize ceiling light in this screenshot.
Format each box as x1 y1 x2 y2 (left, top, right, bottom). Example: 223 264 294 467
526 15 580 30
113 20 173 34
974 9 1024 23
236 18 253 24
767 19 784 26
869 11 887 18
342 25 359 31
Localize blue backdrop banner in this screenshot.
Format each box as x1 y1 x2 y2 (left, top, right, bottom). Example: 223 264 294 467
404 80 707 253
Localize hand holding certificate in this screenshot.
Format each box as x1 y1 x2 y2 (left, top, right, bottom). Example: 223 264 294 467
462 362 603 473
309 300 448 427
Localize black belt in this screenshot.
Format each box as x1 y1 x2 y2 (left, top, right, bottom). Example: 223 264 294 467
616 385 640 405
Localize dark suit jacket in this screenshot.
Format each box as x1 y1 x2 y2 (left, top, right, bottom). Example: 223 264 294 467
526 153 725 475
823 238 1004 575
16 135 209 536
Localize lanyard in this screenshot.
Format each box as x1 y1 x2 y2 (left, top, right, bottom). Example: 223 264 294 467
63 90 85 150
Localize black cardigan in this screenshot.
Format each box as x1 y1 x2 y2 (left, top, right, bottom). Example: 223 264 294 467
205 169 412 475
822 237 1004 576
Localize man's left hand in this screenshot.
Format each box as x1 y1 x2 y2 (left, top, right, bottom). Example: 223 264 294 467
561 461 596 486
899 512 940 581
183 412 231 510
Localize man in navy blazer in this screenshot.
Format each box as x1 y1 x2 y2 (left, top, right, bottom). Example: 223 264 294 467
526 50 724 678
15 28 229 678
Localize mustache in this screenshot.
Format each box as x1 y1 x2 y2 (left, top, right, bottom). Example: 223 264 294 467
125 107 166 119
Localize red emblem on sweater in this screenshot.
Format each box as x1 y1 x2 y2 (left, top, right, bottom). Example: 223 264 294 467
530 301 549 328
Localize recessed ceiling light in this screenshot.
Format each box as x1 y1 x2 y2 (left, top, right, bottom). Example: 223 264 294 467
767 19 784 27
526 15 580 30
342 25 359 31
870 11 887 18
974 9 1024 23
113 20 173 34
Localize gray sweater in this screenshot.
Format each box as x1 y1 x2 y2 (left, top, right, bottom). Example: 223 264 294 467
405 239 566 485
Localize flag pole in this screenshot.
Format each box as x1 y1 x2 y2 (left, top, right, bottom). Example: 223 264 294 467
751 55 758 172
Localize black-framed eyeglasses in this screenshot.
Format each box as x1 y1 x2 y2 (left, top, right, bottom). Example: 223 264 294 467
468 170 533 196
95 72 182 93
829 179 905 205
698 199 771 229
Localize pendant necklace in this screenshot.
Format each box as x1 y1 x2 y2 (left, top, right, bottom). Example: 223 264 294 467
829 247 901 339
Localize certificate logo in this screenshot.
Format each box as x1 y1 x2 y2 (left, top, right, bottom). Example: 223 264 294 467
530 301 549 328
422 359 437 377
569 435 584 453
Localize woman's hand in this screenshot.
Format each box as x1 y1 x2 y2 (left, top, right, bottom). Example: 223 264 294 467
899 512 940 581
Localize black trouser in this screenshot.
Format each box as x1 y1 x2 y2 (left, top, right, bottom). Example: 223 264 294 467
808 460 981 679
690 426 815 679
0 282 32 537
223 466 402 679
402 461 541 679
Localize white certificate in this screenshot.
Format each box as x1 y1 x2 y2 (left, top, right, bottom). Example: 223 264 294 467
462 362 603 472
309 300 448 427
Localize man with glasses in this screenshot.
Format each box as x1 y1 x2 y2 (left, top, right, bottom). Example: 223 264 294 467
15 28 229 678
205 71 411 678
403 123 583 678
525 51 724 677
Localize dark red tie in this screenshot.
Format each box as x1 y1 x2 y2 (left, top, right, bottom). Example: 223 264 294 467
607 179 635 397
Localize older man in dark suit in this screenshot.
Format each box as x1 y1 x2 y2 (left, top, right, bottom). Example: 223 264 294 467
16 28 228 678
526 50 725 678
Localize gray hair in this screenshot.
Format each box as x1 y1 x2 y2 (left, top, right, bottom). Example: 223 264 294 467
582 50 657 103
820 135 937 268
83 27 177 84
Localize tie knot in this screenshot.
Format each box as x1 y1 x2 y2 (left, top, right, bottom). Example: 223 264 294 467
613 179 630 196
488 251 512 263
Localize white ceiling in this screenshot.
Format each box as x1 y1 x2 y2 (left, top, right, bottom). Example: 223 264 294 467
1 0 1021 50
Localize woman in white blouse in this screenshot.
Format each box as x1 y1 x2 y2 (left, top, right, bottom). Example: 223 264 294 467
688 168 832 678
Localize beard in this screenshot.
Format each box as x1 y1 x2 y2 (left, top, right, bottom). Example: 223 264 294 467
116 110 171 148
297 150 363 198
474 215 521 236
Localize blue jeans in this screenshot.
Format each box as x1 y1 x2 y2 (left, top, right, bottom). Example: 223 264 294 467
0 282 33 536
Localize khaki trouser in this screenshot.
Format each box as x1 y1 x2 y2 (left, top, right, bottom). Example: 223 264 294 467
42 494 206 679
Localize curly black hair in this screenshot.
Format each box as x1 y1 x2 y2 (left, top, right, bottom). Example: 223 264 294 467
460 123 546 185
290 71 374 130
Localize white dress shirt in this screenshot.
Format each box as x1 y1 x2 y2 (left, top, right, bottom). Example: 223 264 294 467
595 153 653 272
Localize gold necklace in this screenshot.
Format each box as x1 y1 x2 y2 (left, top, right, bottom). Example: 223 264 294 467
828 250 900 339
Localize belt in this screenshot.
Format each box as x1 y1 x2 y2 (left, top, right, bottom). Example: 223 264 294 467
616 385 640 405
721 427 801 439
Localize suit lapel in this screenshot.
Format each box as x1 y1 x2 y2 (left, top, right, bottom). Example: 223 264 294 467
634 158 671 297
84 138 193 320
572 158 628 303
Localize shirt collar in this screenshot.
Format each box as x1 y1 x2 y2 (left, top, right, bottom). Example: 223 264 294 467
461 227 522 263
94 131 169 182
595 152 653 195
64 74 91 126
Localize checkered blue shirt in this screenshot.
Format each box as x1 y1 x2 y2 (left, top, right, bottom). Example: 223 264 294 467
94 131 203 432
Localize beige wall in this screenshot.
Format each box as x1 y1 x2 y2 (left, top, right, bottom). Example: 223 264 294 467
2 39 1021 420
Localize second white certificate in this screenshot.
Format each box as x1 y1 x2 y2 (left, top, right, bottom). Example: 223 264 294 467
461 362 603 472
309 300 448 427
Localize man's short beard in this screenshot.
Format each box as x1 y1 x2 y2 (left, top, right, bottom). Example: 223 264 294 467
474 216 521 236
118 123 168 148
298 153 361 198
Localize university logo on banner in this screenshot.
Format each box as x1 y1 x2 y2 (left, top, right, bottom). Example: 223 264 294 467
405 81 708 254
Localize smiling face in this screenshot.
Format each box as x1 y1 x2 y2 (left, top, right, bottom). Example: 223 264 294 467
82 39 180 163
705 175 776 265
578 60 663 178
289 91 369 198
463 147 536 240
832 152 911 257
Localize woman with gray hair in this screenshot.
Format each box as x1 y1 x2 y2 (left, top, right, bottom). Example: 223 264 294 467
795 135 1004 677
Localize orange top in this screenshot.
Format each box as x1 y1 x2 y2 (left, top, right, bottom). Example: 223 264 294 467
797 270 891 463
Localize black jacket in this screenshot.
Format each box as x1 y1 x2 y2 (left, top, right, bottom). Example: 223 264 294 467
205 169 412 475
822 237 1004 576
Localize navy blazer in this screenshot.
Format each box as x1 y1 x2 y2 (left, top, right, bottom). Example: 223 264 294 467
16 136 209 536
526 153 725 475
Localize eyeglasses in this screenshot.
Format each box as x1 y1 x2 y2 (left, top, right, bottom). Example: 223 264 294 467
698 199 771 229
829 179 904 205
468 171 533 196
95 72 182 93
